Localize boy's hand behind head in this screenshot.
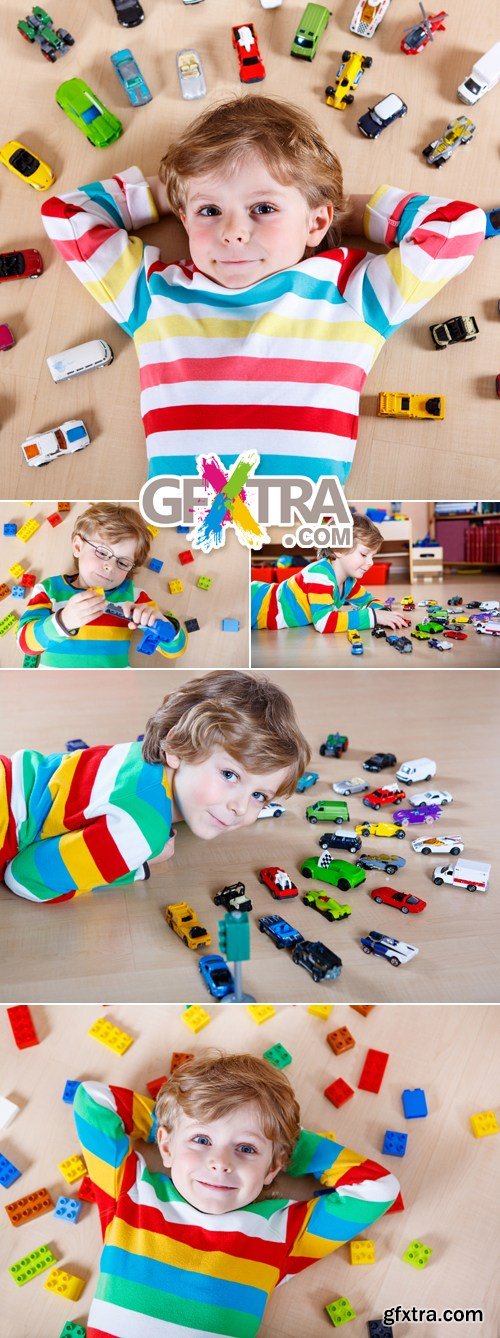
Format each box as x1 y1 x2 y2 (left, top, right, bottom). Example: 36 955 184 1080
148 828 176 867
59 589 106 632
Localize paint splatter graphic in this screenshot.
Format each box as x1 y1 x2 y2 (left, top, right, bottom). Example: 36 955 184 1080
191 452 269 553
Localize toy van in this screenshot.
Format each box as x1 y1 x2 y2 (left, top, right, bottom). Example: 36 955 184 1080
47 338 113 383
396 757 436 785
291 4 330 60
432 859 490 892
457 41 500 105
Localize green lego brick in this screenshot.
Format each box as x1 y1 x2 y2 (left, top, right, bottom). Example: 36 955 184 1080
59 1324 87 1338
325 1296 357 1327
22 653 40 668
196 576 212 590
9 1243 57 1287
402 1239 432 1269
263 1043 292 1070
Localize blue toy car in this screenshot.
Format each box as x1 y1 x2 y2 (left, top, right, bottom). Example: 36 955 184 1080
485 207 500 238
111 49 152 104
296 771 320 792
198 954 235 999
258 915 304 949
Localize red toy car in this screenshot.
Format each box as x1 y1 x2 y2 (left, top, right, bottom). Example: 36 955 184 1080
0 323 15 351
0 248 43 281
370 885 427 913
258 867 299 899
444 628 468 640
363 786 406 810
232 23 266 82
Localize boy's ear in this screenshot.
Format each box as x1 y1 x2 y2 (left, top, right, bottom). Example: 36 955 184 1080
305 202 334 249
157 1126 173 1168
263 1155 286 1187
164 750 181 770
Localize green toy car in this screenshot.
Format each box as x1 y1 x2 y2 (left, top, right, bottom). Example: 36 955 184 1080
291 3 330 60
301 853 366 892
302 888 352 921
18 7 74 62
56 78 123 147
306 799 350 825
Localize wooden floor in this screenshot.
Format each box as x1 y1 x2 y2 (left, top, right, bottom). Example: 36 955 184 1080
1 1002 499 1338
1 668 497 1004
1 0 499 498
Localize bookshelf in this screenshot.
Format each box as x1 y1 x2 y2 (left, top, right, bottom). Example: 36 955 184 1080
433 506 500 567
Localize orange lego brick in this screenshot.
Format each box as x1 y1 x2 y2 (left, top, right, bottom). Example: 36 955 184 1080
170 1052 194 1073
5 1187 54 1226
327 1027 356 1055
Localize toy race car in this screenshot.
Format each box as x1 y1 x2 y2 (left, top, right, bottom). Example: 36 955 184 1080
165 902 211 950
198 954 235 999
412 834 463 855
0 139 55 190
333 777 369 796
358 92 407 137
21 419 89 466
319 732 348 757
356 850 406 875
232 24 266 82
444 628 467 640
348 629 364 655
301 853 366 892
422 115 475 167
363 786 406 809
56 78 123 147
350 0 392 39
428 637 452 651
401 596 415 609
429 315 478 348
258 915 304 949
297 771 320 792
291 939 342 982
258 867 299 899
409 789 453 806
257 801 285 819
356 820 406 840
401 6 447 55
176 48 207 100
0 248 43 281
303 888 351 921
370 886 427 913
363 752 397 772
325 50 372 110
111 48 152 105
17 7 74 61
378 392 445 419
485 207 500 238
392 804 442 825
213 882 252 913
110 0 145 26
360 929 418 966
318 829 361 853
387 635 413 654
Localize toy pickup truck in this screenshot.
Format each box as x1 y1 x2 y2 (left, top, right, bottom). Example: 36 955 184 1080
378 392 445 419
165 902 212 949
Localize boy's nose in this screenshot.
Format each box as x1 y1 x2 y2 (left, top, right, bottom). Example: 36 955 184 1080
209 1149 233 1173
221 215 250 245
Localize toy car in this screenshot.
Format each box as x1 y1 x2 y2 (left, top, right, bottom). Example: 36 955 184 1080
412 626 432 640
0 140 55 190
213 882 252 913
303 889 351 921
259 0 282 8
110 0 145 25
401 5 447 55
356 851 406 875
350 0 392 39
447 596 463 606
257 801 285 819
378 392 445 419
401 596 415 609
466 601 481 609
458 41 500 105
358 92 407 137
422 116 475 168
258 915 303 949
392 804 441 825
318 829 361 854
198 954 235 999
17 7 74 61
428 637 452 651
479 600 500 612
396 757 436 785
326 50 372 110
21 419 89 467
476 619 500 636
363 752 397 772
429 315 478 348
0 249 43 281
387 635 413 654
297 771 320 792
0 324 15 351
355 820 406 840
412 835 463 855
319 733 349 758
409 789 452 806
370 886 427 913
485 208 500 238
56 79 123 147
258 867 298 899
333 777 369 796
292 938 342 982
371 625 386 638
165 902 211 950
416 619 447 635
176 49 207 100
363 786 406 810
432 859 490 892
301 853 366 892
418 599 439 607
111 48 152 105
291 3 330 60
444 628 467 640
306 799 350 825
232 24 266 83
348 629 364 655
360 929 418 966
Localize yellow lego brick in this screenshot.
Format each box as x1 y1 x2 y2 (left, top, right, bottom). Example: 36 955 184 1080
92 586 104 596
88 1018 134 1055
350 1239 375 1265
168 579 183 594
17 519 41 543
182 1006 211 1034
9 563 25 579
23 501 33 506
246 1005 276 1025
308 1004 332 1020
147 524 159 538
470 1110 499 1138
44 1267 85 1301
58 1153 87 1185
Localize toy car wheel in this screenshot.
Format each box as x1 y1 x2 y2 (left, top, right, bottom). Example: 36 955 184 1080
272 809 281 818
395 830 405 839
364 799 379 808
421 846 432 855
258 873 264 883
386 865 397 875
433 876 444 885
424 816 434 824
18 30 34 42
301 866 312 879
270 891 280 899
312 970 321 982
325 86 334 98
422 145 433 158
308 815 318 824
466 882 479 892
345 94 355 105
337 878 350 892
374 896 383 903
399 818 409 826
324 910 334 922
57 29 74 43
342 50 351 61
450 846 461 855
362 944 373 954
389 955 401 966
362 56 373 67
335 816 345 824
42 48 57 61
401 906 409 913
258 923 265 932
348 844 358 854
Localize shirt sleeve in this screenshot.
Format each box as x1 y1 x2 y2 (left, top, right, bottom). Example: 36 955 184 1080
340 185 486 338
308 575 385 634
16 583 74 655
252 566 384 634
39 167 160 336
73 1082 156 1237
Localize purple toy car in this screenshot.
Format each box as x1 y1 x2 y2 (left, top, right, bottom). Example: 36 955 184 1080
393 804 442 826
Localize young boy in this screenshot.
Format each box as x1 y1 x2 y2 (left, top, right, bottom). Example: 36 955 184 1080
252 513 409 633
16 503 187 667
74 1051 400 1337
0 671 309 902
40 95 486 485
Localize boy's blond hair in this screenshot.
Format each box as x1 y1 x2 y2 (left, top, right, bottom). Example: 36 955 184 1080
155 1051 301 1170
142 670 310 797
72 503 152 572
160 94 347 251
318 512 383 560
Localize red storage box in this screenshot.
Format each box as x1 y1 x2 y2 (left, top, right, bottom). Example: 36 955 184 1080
251 566 277 583
365 562 390 585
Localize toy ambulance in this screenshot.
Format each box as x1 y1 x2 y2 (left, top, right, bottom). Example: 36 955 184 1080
432 859 490 892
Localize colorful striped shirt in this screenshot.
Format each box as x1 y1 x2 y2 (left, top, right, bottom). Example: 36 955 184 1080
74 1080 400 1338
252 558 384 632
15 574 183 668
40 174 485 483
0 742 171 903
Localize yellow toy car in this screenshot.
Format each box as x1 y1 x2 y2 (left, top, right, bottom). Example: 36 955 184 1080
165 901 212 950
378 392 445 420
325 50 372 109
0 139 55 190
355 820 406 840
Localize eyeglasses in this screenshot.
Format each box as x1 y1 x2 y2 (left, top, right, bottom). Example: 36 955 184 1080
76 535 134 573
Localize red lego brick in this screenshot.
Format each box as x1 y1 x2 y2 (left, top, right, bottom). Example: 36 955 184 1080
170 1052 194 1073
327 1027 355 1056
20 572 36 588
387 1189 405 1213
77 1175 95 1203
6 1187 54 1227
46 512 63 528
350 1005 374 1016
146 1075 168 1100
358 1048 389 1094
178 550 194 565
7 1005 39 1050
324 1078 355 1108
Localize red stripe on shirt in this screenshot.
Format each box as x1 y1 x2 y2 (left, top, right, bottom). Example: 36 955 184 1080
410 229 484 260
143 404 358 438
385 193 415 245
140 357 366 392
83 820 131 883
62 746 113 828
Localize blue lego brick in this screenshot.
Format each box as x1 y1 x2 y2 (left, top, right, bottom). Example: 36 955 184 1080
177 525 190 533
147 558 164 573
402 1087 428 1118
382 1130 408 1157
222 618 240 632
136 630 159 655
66 739 89 752
62 1080 80 1105
11 585 26 598
0 1151 22 1188
54 1194 82 1223
3 523 17 536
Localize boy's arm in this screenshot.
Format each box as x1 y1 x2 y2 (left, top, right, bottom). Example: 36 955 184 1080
251 567 382 634
16 582 85 655
73 1081 155 1235
308 576 386 634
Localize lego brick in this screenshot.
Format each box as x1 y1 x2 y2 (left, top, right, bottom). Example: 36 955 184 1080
367 1323 394 1338
324 1078 354 1109
9 563 25 579
3 522 17 535
168 579 183 594
21 572 36 587
358 1048 389 1094
0 611 19 637
185 618 200 633
178 550 194 564
0 1152 22 1188
11 585 26 598
9 1243 57 1286
402 1239 432 1269
59 1324 86 1338
470 1110 499 1138
0 1095 19 1130
182 1006 210 1034
325 1297 357 1327
17 519 41 543
7 1004 39 1049
170 1052 194 1073
177 524 190 533
77 1175 95 1203
246 1005 276 1025
196 575 212 590
146 1075 168 1100
62 1080 80 1105
66 738 89 752
350 1005 374 1016
350 1239 375 1264
148 558 164 572
44 1266 85 1301
88 1018 134 1055
54 1194 83 1223
58 1153 87 1185
57 501 71 513
222 618 240 631
308 1004 332 1020
382 1130 408 1157
327 1027 355 1056
386 1189 405 1213
402 1087 428 1119
0 581 11 600
147 524 160 537
22 654 40 667
47 512 63 528
263 1043 292 1070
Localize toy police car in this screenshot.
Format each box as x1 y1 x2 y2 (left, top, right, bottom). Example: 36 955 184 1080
360 929 418 966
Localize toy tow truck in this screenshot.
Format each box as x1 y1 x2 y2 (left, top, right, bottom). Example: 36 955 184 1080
17 6 74 61
378 392 445 419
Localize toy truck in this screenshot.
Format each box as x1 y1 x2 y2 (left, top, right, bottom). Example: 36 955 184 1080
458 41 500 105
378 392 445 419
432 859 490 892
165 902 212 948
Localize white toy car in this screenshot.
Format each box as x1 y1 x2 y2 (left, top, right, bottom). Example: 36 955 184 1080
457 41 500 105
396 758 436 785
350 0 392 39
21 418 89 467
479 601 499 612
412 835 464 855
409 789 453 806
333 777 369 796
432 859 490 892
258 801 285 819
176 49 206 100
360 929 418 967
259 0 282 7
476 620 500 636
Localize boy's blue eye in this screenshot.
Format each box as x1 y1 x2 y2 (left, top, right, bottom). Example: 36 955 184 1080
252 791 267 803
198 205 221 217
222 769 238 782
192 1135 211 1145
253 203 276 215
238 1144 257 1155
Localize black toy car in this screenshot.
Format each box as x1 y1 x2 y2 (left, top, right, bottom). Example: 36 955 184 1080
386 635 413 654
213 881 252 913
466 601 481 609
363 752 397 772
291 939 342 983
429 315 478 349
319 830 361 854
356 851 406 875
371 625 386 638
110 0 145 26
357 92 407 139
